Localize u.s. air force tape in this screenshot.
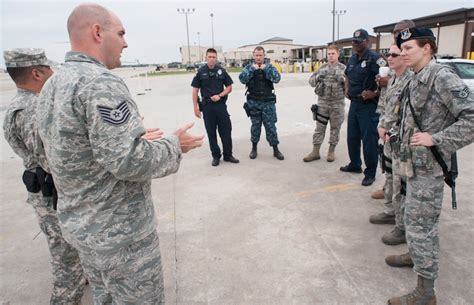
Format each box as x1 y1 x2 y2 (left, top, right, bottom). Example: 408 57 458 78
97 101 131 125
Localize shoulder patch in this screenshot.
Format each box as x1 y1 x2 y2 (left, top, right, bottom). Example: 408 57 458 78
451 86 470 99
97 101 131 125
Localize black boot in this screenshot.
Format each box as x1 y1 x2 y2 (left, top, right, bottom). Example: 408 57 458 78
273 145 284 160
249 143 257 159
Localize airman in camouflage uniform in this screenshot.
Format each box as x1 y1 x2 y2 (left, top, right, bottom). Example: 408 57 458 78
304 45 346 162
36 4 203 304
239 46 284 160
369 44 414 249
387 27 474 305
3 48 86 304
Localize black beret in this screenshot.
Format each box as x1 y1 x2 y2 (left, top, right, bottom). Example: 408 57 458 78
396 27 436 48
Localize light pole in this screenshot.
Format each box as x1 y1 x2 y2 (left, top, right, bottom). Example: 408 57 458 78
177 8 195 66
210 13 215 48
331 0 335 44
335 10 346 42
197 31 201 62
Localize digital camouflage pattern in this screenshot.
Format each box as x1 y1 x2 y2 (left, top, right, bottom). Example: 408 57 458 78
79 231 164 304
3 87 85 304
309 62 346 100
3 48 52 68
309 62 346 146
239 64 281 146
378 69 413 229
37 51 183 302
400 60 474 279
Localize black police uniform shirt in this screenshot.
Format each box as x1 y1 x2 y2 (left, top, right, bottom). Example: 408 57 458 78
345 49 381 98
191 65 233 98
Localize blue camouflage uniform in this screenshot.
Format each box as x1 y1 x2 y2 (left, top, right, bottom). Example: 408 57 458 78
345 49 383 178
239 63 281 146
191 64 234 159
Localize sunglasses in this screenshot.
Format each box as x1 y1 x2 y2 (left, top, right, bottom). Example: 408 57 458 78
387 53 401 58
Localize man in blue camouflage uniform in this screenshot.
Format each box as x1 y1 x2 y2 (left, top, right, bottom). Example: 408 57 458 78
239 46 284 160
387 27 474 305
36 4 204 304
3 48 86 304
342 29 386 186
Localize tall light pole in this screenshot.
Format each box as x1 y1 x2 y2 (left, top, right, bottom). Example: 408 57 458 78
177 8 195 66
210 13 215 48
197 31 201 62
335 10 347 42
331 0 336 44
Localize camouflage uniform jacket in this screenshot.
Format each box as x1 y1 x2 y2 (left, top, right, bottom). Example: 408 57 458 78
37 52 182 258
378 69 413 131
3 88 50 206
239 63 281 85
309 62 346 101
400 60 474 177
376 69 395 115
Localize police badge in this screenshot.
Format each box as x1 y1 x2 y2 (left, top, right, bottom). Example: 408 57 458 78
361 60 366 68
401 28 411 40
376 57 387 67
354 30 360 37
218 69 222 75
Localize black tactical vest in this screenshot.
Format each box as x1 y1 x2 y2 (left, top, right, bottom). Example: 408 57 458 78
246 69 275 101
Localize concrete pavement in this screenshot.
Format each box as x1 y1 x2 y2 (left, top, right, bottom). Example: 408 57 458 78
1 69 473 305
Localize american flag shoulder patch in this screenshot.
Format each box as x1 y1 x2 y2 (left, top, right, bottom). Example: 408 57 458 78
97 101 131 125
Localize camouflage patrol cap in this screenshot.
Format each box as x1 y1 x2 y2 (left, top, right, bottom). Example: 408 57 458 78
3 48 52 68
396 27 436 48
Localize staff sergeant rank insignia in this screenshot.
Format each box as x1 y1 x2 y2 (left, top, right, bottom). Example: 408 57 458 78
97 101 131 125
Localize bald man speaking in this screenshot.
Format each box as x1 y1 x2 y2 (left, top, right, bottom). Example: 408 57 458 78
37 3 203 303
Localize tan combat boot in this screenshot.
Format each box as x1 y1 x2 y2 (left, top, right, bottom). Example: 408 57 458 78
385 252 414 267
371 189 384 199
388 276 436 305
327 144 336 162
303 144 320 162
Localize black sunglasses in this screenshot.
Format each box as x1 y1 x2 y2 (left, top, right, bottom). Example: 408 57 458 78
387 53 401 58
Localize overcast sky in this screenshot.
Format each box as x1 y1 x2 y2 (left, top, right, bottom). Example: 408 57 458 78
1 0 472 66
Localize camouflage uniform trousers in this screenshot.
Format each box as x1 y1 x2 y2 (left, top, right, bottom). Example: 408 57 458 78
404 174 444 280
31 193 86 305
78 230 165 305
312 98 345 146
247 99 279 146
382 142 405 230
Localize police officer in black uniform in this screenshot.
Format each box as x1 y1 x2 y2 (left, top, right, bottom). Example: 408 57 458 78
341 29 386 186
192 48 239 166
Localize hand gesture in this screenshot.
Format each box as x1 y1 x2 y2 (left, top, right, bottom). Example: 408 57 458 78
173 122 205 153
142 128 164 141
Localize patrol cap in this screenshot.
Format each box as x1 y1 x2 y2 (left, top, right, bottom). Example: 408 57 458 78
352 29 369 42
396 27 436 48
3 48 53 68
